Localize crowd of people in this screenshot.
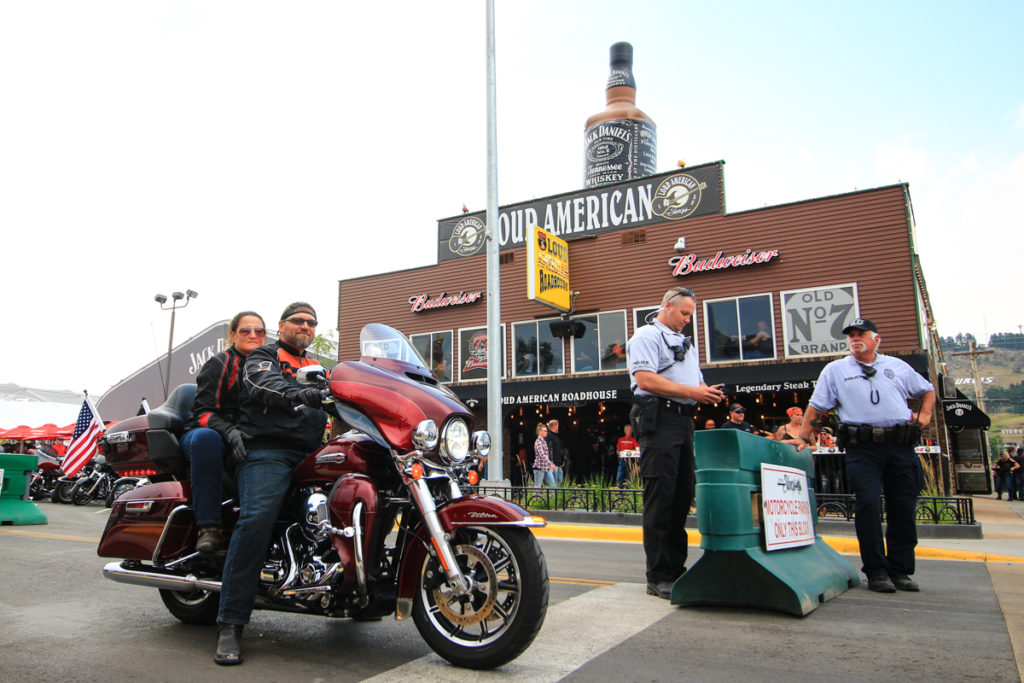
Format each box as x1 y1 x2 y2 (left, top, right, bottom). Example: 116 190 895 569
993 445 1024 501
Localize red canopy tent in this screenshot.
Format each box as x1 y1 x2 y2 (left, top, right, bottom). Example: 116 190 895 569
26 424 59 440
0 425 34 440
56 423 76 439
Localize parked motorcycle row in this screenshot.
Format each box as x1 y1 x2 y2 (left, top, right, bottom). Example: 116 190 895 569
29 451 148 507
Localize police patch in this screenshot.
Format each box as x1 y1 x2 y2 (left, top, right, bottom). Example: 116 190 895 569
884 368 896 379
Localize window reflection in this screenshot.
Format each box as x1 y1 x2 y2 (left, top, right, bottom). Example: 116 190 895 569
513 321 563 377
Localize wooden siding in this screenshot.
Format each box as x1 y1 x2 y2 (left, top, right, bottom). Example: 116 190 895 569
337 184 922 373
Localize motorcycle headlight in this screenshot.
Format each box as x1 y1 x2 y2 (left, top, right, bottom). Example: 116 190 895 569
413 419 439 451
471 430 490 457
440 418 470 464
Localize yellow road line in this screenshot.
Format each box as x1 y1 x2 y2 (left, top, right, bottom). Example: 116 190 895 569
0 528 98 543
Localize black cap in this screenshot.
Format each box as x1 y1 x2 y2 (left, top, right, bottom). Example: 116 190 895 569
842 317 878 335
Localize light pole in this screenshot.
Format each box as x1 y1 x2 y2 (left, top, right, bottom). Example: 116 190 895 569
154 289 198 400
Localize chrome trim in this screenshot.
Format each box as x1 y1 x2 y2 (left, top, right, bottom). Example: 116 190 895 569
153 504 191 566
396 597 413 621
315 453 347 464
124 500 154 513
408 478 469 595
352 501 368 606
413 419 439 451
105 431 134 444
276 524 302 594
102 561 222 593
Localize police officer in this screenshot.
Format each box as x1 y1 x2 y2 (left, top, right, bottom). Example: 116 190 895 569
627 287 725 599
794 317 935 594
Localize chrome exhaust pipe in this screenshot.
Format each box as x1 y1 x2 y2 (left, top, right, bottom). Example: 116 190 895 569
102 561 222 593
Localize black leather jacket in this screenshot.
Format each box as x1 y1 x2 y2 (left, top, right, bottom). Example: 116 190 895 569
239 340 329 453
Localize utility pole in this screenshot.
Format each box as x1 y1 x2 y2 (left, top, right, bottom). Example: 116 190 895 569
951 338 993 410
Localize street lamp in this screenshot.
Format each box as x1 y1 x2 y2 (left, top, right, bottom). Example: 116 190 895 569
154 289 198 400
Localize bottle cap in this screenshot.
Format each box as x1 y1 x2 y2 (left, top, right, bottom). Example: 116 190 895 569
606 42 636 89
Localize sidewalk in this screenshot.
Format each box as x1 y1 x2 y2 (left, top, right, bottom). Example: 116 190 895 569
535 493 1024 563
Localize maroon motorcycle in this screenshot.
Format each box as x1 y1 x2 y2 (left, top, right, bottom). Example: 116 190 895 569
97 323 549 669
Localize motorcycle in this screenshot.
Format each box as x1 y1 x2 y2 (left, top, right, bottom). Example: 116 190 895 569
52 463 94 504
29 452 63 501
71 456 118 506
97 323 549 669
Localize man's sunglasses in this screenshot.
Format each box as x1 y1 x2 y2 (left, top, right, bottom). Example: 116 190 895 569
237 327 266 336
286 318 318 328
668 288 695 302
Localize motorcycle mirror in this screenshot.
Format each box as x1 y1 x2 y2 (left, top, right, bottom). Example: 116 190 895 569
296 365 328 386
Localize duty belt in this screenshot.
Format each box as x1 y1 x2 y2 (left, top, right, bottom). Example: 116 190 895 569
659 400 696 416
837 422 921 446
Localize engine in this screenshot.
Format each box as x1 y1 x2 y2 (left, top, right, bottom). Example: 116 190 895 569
259 485 343 610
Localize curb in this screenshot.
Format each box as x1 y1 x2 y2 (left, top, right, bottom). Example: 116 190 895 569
532 522 1024 564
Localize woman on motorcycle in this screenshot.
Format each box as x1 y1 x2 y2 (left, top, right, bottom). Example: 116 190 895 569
180 311 266 554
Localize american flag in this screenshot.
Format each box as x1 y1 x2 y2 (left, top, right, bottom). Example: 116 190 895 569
62 396 104 478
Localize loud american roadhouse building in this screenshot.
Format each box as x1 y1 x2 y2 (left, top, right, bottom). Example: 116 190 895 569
336 161 989 494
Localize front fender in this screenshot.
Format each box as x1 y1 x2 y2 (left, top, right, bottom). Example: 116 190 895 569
394 494 545 614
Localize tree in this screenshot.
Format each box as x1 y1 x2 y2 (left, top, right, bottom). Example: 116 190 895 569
308 329 339 368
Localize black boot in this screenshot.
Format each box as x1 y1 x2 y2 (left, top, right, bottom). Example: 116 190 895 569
214 624 243 665
196 526 221 555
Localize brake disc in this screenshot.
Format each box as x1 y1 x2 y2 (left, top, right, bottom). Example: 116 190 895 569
431 544 498 626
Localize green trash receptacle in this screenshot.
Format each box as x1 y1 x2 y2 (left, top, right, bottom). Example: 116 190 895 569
670 429 858 615
0 454 48 525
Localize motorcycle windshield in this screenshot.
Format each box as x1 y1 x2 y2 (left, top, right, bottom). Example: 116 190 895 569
360 323 434 378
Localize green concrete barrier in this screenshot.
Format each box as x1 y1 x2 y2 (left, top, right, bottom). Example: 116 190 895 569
671 429 858 615
0 454 48 525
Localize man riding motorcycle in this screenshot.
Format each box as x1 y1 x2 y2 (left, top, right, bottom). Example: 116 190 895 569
215 301 328 665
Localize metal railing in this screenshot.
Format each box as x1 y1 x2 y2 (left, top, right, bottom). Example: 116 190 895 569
815 494 976 525
470 486 977 525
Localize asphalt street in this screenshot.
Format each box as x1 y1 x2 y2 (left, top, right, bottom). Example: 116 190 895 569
1 501 1021 681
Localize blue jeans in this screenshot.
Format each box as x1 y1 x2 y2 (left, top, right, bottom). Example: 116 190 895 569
217 448 305 625
616 458 630 486
994 473 1013 498
552 466 564 486
1013 472 1024 501
181 428 225 527
533 469 556 487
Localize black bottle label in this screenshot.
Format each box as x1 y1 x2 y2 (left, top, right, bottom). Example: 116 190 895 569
583 119 657 188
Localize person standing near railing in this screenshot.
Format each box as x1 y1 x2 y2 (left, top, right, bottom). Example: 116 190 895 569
794 317 935 595
532 423 557 487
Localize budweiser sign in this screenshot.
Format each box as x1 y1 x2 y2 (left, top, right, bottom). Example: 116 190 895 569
668 248 780 277
409 290 483 314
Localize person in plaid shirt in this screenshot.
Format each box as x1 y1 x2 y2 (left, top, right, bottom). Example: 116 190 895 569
532 423 557 487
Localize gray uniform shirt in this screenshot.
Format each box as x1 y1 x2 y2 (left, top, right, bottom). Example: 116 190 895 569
627 319 703 406
809 353 934 427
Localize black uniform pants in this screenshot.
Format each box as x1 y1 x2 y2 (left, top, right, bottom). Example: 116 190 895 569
638 408 695 584
845 442 922 578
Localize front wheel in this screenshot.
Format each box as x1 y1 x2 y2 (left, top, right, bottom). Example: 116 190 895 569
159 588 220 625
53 480 76 504
412 526 548 670
71 480 94 506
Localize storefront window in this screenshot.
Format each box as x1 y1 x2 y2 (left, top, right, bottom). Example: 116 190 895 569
457 325 506 382
409 330 453 382
704 294 775 362
512 320 564 377
572 310 627 373
633 305 698 350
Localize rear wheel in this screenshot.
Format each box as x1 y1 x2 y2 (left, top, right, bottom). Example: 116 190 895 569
159 588 220 625
412 526 548 669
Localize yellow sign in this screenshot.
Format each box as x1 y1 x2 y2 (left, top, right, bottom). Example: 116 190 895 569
526 225 571 312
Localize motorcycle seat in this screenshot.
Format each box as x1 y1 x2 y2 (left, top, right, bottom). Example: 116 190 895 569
148 384 197 434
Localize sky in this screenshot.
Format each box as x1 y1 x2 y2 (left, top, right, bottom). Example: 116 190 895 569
2 0 1022 397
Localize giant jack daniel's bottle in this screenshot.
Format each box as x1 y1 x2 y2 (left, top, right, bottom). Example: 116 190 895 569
583 42 657 189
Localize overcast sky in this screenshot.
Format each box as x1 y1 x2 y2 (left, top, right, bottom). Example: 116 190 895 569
2 0 1021 397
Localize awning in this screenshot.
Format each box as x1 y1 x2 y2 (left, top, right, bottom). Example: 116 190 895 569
943 388 991 429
